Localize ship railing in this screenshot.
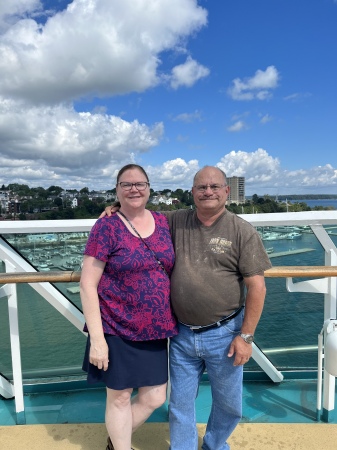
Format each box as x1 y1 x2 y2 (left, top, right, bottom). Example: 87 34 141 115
0 266 336 425
0 210 337 424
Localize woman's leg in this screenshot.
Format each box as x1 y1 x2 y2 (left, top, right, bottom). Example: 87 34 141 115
106 384 167 449
105 387 133 450
131 383 167 431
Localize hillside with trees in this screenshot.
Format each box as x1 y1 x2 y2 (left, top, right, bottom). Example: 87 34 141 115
0 183 336 220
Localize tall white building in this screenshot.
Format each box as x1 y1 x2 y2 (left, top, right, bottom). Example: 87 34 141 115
0 191 9 213
227 176 245 204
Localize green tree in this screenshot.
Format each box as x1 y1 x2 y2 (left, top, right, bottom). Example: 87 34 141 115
251 194 259 204
54 197 63 207
161 189 172 195
172 189 184 200
20 202 29 214
63 208 75 219
181 190 193 206
31 186 48 199
47 185 64 196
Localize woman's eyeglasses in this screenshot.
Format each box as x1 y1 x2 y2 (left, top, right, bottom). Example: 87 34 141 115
118 182 150 191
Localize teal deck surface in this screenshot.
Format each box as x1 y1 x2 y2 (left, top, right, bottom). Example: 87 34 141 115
1 377 336 426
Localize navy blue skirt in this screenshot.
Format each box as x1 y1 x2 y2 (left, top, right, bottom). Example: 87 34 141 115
82 334 168 390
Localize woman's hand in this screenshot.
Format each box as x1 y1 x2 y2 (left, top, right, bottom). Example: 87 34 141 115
89 337 109 371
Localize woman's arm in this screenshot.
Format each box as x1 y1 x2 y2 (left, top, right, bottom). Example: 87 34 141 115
80 255 109 371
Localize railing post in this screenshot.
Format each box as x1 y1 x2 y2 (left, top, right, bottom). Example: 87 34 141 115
5 260 26 425
322 250 337 422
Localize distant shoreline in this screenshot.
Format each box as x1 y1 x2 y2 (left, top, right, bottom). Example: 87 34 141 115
247 195 337 200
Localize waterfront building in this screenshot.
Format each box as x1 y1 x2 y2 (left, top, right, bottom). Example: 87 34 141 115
227 176 245 204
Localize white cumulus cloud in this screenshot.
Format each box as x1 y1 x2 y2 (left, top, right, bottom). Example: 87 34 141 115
227 120 246 132
0 98 163 185
227 66 280 101
0 0 208 104
146 158 200 190
0 0 209 189
170 56 210 89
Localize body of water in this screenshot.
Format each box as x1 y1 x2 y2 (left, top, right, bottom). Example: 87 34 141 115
1 227 337 378
295 199 337 209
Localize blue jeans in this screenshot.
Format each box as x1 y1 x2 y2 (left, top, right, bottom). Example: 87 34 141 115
169 311 243 450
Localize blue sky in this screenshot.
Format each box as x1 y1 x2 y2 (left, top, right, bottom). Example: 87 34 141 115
0 0 336 195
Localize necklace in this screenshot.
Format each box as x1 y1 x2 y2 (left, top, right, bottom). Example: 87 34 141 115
118 211 169 277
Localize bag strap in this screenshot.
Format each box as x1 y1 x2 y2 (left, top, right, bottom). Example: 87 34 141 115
118 211 169 278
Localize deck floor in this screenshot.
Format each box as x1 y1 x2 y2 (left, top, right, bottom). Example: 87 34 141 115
1 422 337 450
1 378 337 449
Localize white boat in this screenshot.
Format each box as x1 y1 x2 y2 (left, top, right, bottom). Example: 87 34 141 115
286 232 302 240
271 226 303 233
262 231 302 241
261 232 289 241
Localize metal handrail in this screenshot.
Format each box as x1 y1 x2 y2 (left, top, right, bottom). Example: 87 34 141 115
0 270 81 284
265 266 337 278
1 267 337 284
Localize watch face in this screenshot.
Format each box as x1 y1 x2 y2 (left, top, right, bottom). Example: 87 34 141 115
241 334 254 344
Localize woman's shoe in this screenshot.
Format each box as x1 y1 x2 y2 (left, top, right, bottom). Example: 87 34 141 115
106 437 134 450
106 437 114 450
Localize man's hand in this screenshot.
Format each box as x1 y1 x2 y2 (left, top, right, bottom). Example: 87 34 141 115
99 202 120 218
227 335 252 366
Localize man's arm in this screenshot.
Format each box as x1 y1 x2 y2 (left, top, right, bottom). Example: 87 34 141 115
227 273 266 366
99 203 177 219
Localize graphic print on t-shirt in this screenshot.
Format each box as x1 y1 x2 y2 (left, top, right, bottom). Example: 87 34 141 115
209 237 232 254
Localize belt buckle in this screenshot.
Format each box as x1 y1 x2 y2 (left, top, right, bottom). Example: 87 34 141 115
189 325 203 331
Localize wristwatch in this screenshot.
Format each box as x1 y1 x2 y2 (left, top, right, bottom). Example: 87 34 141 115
240 333 254 344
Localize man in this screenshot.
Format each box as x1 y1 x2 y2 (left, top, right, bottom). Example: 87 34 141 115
104 166 271 450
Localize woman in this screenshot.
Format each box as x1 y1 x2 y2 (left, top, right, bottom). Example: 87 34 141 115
80 164 178 450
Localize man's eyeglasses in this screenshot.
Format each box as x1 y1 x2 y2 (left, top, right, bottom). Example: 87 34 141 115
118 182 150 191
194 184 227 193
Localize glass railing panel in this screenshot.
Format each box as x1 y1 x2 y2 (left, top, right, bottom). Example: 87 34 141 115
0 259 12 378
249 225 337 370
3 231 85 311
4 232 88 273
2 282 87 380
1 221 337 378
252 279 324 370
0 232 87 381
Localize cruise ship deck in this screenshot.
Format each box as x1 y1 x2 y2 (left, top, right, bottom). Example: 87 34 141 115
1 211 337 449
